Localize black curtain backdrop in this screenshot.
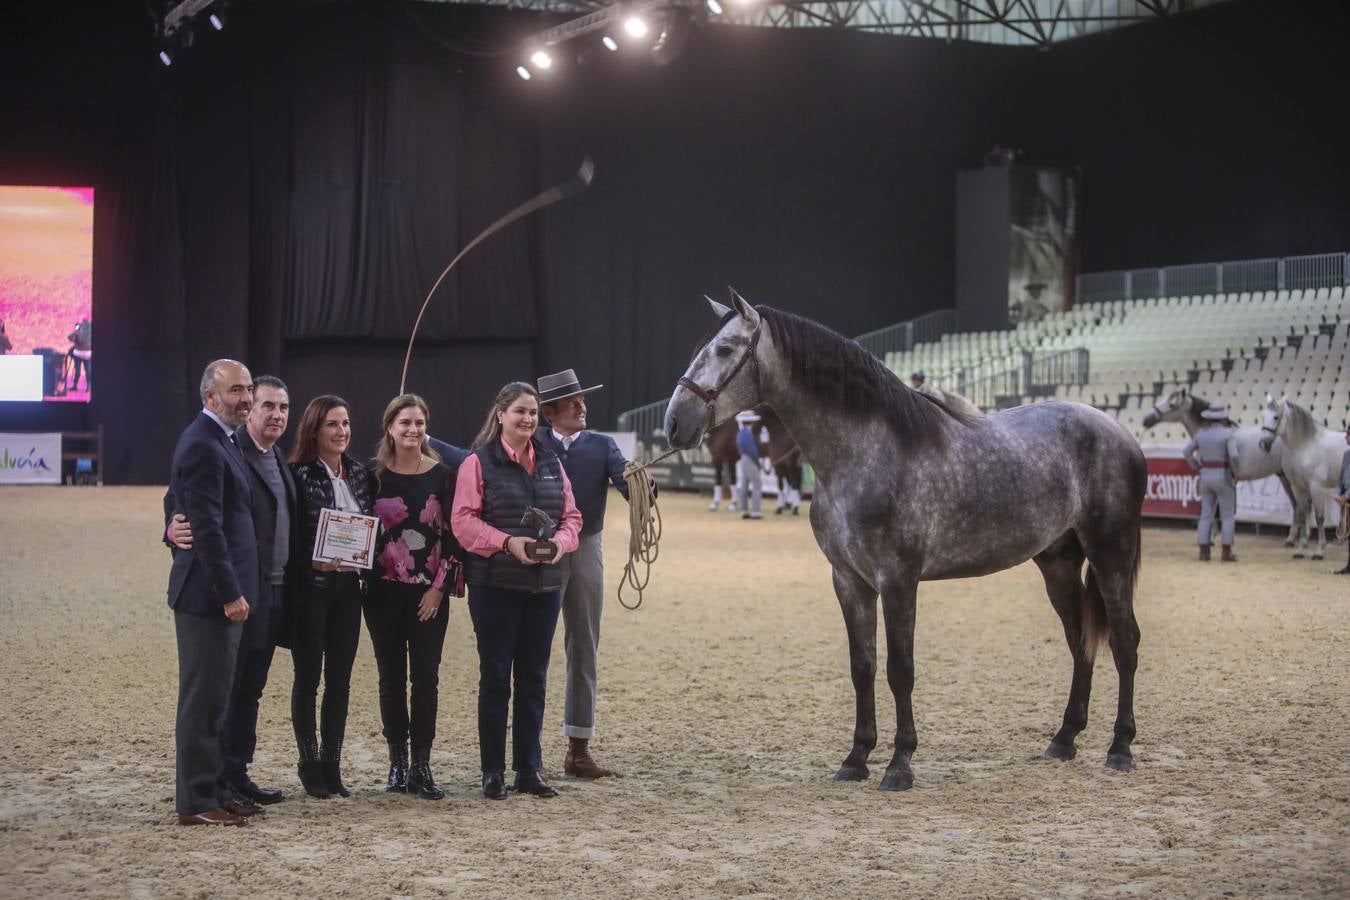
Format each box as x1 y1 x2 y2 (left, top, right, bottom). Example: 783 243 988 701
1 0 1346 483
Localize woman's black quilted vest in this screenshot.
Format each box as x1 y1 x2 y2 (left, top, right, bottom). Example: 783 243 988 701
463 438 566 594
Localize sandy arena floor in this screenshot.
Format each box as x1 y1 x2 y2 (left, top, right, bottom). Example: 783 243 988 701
0 486 1347 898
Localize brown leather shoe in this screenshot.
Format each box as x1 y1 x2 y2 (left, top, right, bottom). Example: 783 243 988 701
1197 545 1211 561
1221 545 1237 563
564 738 615 779
223 797 264 817
177 807 248 826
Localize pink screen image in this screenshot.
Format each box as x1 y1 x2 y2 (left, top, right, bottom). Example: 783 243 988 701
0 185 94 402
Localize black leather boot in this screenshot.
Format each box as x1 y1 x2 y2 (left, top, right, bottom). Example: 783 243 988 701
320 742 350 798
513 769 560 798
386 743 409 793
407 753 445 801
297 739 331 799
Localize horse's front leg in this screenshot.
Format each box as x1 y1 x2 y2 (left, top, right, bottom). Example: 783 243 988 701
831 567 878 782
1278 473 1301 547
1291 481 1312 558
878 573 920 791
1310 491 1328 560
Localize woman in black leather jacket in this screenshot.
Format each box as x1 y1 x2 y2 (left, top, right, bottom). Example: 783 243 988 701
288 394 376 798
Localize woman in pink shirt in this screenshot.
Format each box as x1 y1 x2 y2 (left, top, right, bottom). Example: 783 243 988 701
451 381 582 800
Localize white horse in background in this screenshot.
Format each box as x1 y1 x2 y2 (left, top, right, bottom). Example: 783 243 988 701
1142 387 1306 546
1260 395 1345 560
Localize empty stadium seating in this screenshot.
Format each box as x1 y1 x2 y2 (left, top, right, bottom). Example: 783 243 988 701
884 285 1349 443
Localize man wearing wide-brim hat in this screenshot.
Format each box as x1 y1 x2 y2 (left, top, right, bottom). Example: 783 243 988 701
537 368 652 778
1182 403 1240 562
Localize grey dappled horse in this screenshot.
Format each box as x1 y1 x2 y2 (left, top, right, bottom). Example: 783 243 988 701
664 291 1147 791
1142 387 1306 546
1260 395 1345 560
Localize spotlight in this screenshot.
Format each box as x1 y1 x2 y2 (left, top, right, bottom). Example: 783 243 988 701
651 7 694 67
159 48 173 66
208 11 224 31
707 0 723 13
516 65 532 80
602 35 619 52
530 50 553 69
624 17 649 38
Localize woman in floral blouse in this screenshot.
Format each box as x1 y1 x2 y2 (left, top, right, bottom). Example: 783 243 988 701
368 393 463 800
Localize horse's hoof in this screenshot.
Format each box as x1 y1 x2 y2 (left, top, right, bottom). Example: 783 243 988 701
833 764 869 782
1312 554 1324 560
1292 553 1306 560
878 768 914 791
1105 753 1135 773
1044 741 1077 761
1284 540 1296 548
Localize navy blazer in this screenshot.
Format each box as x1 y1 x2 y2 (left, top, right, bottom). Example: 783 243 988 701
166 412 260 617
428 436 470 468
539 430 633 537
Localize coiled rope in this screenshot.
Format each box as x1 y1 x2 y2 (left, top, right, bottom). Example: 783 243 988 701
616 445 681 610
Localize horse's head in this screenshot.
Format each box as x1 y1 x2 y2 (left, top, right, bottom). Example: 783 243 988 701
1142 387 1188 429
1259 393 1286 453
664 288 764 450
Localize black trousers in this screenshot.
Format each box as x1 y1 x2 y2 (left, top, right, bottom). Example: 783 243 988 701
174 610 242 814
363 579 450 754
221 584 283 785
467 584 562 775
290 573 363 754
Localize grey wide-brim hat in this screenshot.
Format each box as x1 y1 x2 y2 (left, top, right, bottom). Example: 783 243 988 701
537 368 604 405
1200 405 1229 420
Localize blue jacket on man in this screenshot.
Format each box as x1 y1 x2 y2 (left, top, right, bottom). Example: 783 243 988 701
540 430 630 537
167 411 259 616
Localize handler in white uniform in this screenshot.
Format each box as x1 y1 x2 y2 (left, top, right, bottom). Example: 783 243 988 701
1182 404 1239 562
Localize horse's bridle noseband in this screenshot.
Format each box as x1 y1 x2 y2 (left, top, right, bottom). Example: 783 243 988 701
677 322 762 422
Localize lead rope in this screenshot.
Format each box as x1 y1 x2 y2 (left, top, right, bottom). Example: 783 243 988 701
617 446 678 610
616 406 732 610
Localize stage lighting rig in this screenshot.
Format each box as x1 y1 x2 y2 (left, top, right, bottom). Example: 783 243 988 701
156 0 227 66
515 0 707 79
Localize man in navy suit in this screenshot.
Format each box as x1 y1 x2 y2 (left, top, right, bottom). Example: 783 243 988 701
537 368 651 779
168 374 297 807
166 359 259 826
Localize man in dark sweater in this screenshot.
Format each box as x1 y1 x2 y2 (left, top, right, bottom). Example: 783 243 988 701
537 368 649 779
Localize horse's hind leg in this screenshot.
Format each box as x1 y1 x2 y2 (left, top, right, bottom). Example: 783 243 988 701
1081 530 1141 773
831 567 878 782
878 572 920 791
1032 533 1095 761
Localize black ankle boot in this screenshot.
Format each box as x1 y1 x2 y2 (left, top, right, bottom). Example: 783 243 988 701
320 742 350 798
386 743 409 793
296 739 331 798
407 760 445 801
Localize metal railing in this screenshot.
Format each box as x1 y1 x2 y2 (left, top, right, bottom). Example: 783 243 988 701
956 348 1090 410
1076 251 1349 303
855 309 958 358
615 397 670 437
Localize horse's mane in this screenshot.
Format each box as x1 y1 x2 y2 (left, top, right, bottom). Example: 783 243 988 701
1284 400 1321 443
757 306 974 451
1186 394 1211 416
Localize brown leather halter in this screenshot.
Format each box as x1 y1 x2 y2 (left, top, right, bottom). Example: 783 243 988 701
677 322 762 420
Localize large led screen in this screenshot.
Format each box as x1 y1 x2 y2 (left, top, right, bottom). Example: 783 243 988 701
0 186 94 403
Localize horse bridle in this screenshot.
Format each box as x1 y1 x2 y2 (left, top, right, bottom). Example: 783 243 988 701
677 322 762 427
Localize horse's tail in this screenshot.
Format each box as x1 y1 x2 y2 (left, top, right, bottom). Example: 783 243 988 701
1081 567 1110 664
1082 515 1142 662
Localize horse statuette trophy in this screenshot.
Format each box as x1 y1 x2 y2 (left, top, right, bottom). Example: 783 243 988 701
520 507 559 562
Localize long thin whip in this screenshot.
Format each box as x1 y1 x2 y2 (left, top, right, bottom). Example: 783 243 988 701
399 158 595 394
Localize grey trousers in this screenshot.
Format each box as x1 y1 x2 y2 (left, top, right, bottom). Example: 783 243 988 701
1197 468 1237 547
737 457 762 515
558 531 604 739
174 610 243 815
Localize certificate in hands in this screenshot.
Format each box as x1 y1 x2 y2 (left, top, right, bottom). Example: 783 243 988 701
313 507 379 570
